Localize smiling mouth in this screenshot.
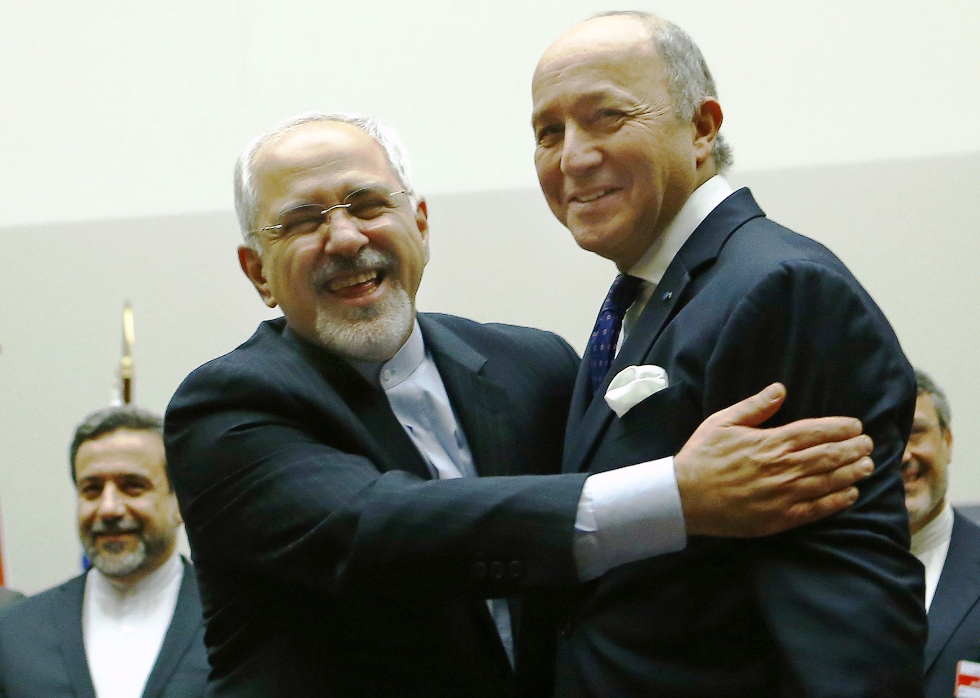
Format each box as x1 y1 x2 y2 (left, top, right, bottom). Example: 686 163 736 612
571 189 617 205
322 269 387 299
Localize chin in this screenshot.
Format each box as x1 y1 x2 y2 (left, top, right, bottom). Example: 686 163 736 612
315 286 414 362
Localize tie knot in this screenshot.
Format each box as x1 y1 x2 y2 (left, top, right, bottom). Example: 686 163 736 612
604 274 644 314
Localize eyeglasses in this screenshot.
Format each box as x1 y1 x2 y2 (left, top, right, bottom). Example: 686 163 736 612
253 186 408 239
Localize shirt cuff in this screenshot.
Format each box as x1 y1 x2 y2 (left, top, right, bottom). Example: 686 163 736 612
573 456 688 582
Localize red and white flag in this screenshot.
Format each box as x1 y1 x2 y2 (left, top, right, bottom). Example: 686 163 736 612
957 660 980 697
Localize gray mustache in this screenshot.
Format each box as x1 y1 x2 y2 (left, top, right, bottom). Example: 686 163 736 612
90 521 141 535
310 249 398 290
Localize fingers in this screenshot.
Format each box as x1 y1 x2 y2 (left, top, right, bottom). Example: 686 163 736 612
764 416 865 453
779 435 874 477
784 456 874 502
779 487 861 532
715 383 786 428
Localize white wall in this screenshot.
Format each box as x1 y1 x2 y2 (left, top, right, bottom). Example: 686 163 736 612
1 1 979 594
2 0 978 227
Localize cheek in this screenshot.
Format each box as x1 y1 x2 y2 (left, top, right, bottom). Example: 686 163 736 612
535 154 562 194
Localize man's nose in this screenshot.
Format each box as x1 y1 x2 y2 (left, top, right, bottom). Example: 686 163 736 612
323 209 370 257
560 123 602 175
901 443 913 469
97 483 126 518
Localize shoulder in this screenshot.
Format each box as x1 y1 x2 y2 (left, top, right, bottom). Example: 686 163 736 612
0 587 24 610
951 510 980 548
421 312 578 362
722 216 851 281
167 317 321 419
0 574 84 633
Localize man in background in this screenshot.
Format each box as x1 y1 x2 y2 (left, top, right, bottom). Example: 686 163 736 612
904 367 980 697
532 11 926 695
0 406 208 698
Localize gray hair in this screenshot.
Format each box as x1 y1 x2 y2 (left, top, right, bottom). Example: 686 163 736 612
593 11 734 172
69 406 166 485
914 367 951 433
234 112 421 246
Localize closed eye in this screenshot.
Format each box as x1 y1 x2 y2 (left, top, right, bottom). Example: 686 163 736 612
535 124 563 147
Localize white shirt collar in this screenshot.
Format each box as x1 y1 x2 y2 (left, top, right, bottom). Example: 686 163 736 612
627 175 735 285
910 500 954 557
350 320 424 389
83 549 184 698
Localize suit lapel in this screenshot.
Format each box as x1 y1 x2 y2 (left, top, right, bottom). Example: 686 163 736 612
925 513 980 671
420 316 519 477
54 575 98 698
282 326 432 480
141 561 203 698
563 188 765 474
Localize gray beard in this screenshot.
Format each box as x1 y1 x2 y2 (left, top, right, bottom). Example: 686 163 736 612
86 537 149 578
310 249 415 362
82 520 176 581
314 285 414 362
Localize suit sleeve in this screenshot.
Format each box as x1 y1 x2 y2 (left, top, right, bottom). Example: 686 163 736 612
703 259 926 696
164 332 585 600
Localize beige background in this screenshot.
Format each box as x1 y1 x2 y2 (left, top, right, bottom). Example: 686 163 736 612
2 0 979 593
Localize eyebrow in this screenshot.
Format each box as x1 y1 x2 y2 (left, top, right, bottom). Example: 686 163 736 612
531 87 636 126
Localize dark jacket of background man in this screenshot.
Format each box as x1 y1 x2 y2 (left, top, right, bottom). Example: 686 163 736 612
0 561 208 698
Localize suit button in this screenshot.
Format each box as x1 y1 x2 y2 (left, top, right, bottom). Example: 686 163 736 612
489 561 505 581
472 561 488 580
560 616 574 637
508 560 523 579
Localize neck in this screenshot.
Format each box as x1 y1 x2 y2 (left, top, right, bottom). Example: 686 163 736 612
910 498 948 536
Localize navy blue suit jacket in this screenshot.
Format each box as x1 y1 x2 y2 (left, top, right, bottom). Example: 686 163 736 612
165 313 586 697
556 188 927 697
0 560 208 698
925 511 980 698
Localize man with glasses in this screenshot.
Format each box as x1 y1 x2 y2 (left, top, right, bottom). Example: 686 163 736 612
165 112 875 696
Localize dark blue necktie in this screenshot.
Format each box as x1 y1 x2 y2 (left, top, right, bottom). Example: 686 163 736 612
587 274 645 395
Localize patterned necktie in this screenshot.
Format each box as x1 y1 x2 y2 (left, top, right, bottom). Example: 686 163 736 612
587 274 645 395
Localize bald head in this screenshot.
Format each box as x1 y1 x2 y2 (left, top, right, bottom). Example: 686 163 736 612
536 13 656 72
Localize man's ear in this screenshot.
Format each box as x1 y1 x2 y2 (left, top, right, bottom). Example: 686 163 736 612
238 244 278 308
692 98 723 168
415 198 430 264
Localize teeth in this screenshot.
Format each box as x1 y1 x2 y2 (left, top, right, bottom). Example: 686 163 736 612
328 271 378 292
577 190 609 203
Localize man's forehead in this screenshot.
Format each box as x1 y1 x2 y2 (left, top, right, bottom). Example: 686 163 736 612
914 394 941 422
76 429 166 473
255 122 383 172
251 121 395 202
537 15 655 72
531 44 666 121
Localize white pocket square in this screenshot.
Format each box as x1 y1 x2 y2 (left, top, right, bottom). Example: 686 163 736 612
604 365 669 417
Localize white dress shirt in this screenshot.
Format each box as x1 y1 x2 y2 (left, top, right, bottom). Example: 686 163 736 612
911 500 954 611
352 325 513 665
573 176 738 579
82 549 183 698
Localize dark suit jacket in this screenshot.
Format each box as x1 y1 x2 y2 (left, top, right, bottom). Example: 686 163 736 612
164 313 586 697
925 510 980 698
555 188 927 697
0 589 23 614
0 560 209 698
